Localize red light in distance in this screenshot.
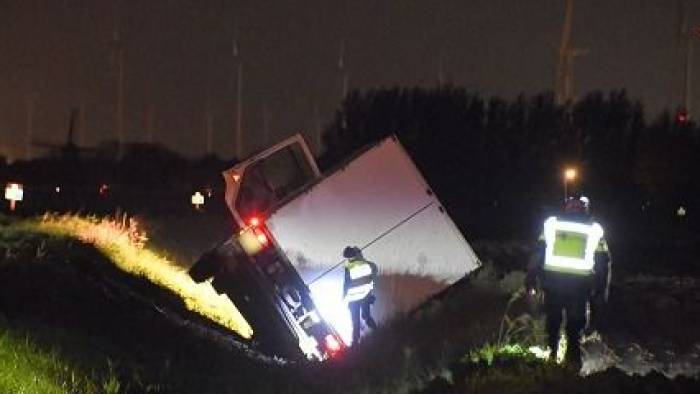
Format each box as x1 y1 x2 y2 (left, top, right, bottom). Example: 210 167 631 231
249 217 260 227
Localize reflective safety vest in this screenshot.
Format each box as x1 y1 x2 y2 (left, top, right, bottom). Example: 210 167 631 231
542 216 605 276
344 258 375 302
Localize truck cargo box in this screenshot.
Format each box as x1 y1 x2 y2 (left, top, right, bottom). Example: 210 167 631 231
264 136 480 344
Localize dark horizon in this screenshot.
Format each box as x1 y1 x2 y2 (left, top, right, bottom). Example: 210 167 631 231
1 0 699 161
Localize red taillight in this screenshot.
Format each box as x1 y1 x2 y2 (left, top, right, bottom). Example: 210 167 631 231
239 224 271 256
249 217 260 227
324 334 342 356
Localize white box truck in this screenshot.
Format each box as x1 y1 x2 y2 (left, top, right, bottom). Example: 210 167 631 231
189 134 480 360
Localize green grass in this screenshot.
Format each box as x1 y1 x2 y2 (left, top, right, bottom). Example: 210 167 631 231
0 328 116 394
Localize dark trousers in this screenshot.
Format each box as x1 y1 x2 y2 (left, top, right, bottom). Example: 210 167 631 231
349 296 377 344
544 290 587 364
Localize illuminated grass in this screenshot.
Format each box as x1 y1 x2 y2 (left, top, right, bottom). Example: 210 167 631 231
0 329 113 394
15 213 252 339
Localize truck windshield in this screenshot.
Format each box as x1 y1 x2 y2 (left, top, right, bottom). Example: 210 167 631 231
235 142 316 219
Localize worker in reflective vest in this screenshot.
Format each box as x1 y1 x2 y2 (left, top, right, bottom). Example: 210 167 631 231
342 246 378 345
525 196 612 370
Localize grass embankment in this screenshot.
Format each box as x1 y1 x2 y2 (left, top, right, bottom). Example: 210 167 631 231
0 214 303 393
17 213 251 338
0 328 119 393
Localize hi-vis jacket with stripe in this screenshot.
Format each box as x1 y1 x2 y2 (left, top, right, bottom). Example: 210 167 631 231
343 257 378 302
541 216 607 276
526 213 612 300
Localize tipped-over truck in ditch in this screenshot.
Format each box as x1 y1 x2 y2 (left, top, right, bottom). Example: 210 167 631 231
189 134 480 360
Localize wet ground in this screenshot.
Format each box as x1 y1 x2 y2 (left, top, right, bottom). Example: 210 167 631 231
583 274 700 378
472 238 700 379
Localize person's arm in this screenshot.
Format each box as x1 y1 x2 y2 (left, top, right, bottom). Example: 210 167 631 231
343 267 350 298
593 238 612 302
369 261 378 278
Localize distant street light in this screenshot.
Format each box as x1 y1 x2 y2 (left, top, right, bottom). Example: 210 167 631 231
191 191 205 210
564 168 577 200
4 183 24 212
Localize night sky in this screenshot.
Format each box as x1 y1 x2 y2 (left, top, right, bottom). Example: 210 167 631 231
1 0 699 160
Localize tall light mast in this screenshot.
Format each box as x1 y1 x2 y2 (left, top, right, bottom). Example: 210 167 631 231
679 0 694 115
142 74 155 145
314 99 322 154
206 97 214 155
79 100 87 147
555 0 573 104
233 32 243 159
338 40 349 131
262 100 270 148
25 93 37 160
338 40 349 101
144 100 155 144
555 0 587 104
437 44 445 86
563 48 589 102
111 14 125 158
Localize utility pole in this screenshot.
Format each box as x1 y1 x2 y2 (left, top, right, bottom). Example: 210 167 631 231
143 77 155 144
563 47 589 102
79 101 86 147
437 44 445 86
233 32 243 159
338 40 349 101
679 0 694 115
314 99 322 154
25 93 36 161
555 0 573 104
111 13 125 159
684 23 693 116
144 101 154 144
338 40 349 131
262 100 270 148
555 0 587 104
205 97 214 155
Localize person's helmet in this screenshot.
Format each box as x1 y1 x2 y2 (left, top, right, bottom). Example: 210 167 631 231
343 246 362 259
579 196 590 211
564 196 590 214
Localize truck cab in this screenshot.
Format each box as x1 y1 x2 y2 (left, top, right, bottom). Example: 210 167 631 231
190 135 343 360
